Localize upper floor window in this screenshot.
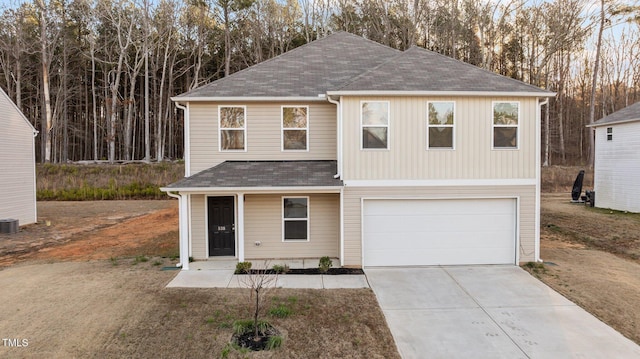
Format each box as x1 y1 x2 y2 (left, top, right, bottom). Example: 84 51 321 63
282 106 309 151
492 102 519 149
361 101 389 149
219 106 246 151
283 197 309 241
427 102 455 149
607 127 613 141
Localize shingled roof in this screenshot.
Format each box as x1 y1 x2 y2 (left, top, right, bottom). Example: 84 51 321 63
174 31 553 99
165 161 342 190
589 101 640 127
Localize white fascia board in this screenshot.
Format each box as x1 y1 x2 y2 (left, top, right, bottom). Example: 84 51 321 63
343 179 537 187
171 96 328 102
586 118 640 128
326 90 555 98
160 186 342 194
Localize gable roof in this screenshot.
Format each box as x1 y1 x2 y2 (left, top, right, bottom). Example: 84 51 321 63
588 101 640 127
174 31 553 101
163 161 342 190
174 32 399 100
0 87 37 134
330 46 552 96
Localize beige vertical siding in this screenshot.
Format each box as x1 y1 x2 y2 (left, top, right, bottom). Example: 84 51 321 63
190 194 207 259
342 185 537 267
189 102 337 175
0 91 36 225
244 193 339 259
341 96 538 180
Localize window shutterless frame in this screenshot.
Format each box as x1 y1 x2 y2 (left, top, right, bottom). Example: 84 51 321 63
607 127 613 141
491 101 520 150
281 105 310 151
426 101 455 150
282 196 310 242
218 105 247 152
360 101 390 150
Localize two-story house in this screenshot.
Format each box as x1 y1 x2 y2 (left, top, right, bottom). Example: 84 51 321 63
163 32 554 270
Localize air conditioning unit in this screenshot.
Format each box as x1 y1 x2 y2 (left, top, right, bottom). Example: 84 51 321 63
0 219 19 234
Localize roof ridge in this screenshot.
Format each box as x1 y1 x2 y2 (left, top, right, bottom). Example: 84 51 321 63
335 49 406 91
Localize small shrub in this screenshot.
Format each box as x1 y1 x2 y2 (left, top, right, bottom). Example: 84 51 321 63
272 264 289 274
235 261 252 274
318 256 333 273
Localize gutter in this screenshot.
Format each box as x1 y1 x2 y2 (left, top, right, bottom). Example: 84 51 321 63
174 102 190 177
326 95 342 179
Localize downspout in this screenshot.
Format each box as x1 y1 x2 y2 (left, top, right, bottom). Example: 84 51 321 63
535 98 549 263
175 102 190 177
167 191 189 270
326 95 342 179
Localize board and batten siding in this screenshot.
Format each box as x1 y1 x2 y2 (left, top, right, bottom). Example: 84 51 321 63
594 122 640 213
0 90 37 225
341 97 538 180
188 102 337 175
342 185 536 267
244 194 339 259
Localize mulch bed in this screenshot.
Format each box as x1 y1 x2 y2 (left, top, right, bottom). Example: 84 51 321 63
244 268 364 275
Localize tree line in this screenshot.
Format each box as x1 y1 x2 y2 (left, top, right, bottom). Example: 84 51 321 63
0 0 638 165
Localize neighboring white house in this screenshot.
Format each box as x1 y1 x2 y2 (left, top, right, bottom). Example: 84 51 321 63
163 32 555 270
0 88 38 226
588 101 640 213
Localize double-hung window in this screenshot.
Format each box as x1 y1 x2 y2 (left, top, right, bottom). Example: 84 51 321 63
607 127 613 141
361 101 389 149
427 101 455 149
219 106 246 151
283 197 309 241
282 106 309 151
492 102 519 149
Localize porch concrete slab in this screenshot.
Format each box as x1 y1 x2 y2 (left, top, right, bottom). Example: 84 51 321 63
322 275 369 289
275 275 324 289
166 270 233 288
487 305 640 358
365 267 477 309
444 265 575 307
384 308 527 359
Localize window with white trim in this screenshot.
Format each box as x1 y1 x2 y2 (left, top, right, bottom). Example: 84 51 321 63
219 106 246 151
361 101 389 149
493 102 519 149
282 106 309 150
427 101 455 149
283 197 309 241
607 127 613 141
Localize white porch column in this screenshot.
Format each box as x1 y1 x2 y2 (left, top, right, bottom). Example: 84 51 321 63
179 194 190 270
237 193 245 262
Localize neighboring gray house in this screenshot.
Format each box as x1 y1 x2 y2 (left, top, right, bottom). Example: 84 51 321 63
587 101 640 213
0 88 37 226
163 32 554 270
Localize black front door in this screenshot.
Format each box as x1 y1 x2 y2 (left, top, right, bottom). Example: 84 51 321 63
208 196 235 256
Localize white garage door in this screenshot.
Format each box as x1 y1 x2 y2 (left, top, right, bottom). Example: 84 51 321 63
363 198 516 266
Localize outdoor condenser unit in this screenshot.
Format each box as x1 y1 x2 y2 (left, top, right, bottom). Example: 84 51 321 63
0 219 19 234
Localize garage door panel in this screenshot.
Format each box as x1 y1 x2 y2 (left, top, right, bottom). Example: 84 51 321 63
363 199 516 266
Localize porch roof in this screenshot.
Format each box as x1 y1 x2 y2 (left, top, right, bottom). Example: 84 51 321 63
163 160 342 191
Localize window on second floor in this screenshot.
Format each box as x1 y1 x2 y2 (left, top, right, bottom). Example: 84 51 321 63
493 102 519 149
361 101 389 149
219 106 246 151
427 102 455 149
282 106 309 151
607 127 613 141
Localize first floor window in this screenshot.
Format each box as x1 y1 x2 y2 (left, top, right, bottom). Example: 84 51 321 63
607 127 613 141
427 101 455 149
493 102 519 149
219 106 246 151
361 101 389 149
283 197 308 241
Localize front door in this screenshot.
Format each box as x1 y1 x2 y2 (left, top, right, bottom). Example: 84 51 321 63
208 196 235 256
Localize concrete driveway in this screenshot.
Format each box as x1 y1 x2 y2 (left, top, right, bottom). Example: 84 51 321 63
366 266 640 359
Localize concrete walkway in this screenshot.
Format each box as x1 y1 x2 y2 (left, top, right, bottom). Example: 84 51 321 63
366 266 640 359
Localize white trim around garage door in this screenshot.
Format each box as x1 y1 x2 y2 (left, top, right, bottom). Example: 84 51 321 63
360 196 520 267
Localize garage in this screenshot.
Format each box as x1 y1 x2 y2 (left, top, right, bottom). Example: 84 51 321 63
362 198 517 266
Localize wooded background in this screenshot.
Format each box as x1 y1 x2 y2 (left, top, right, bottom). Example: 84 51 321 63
0 0 638 165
